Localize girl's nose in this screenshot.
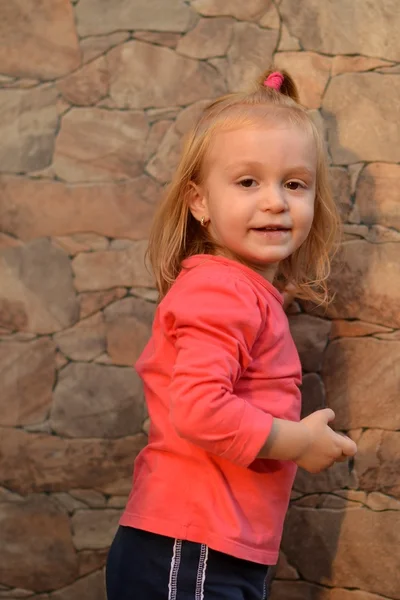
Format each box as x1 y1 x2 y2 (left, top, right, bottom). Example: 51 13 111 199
260 185 288 212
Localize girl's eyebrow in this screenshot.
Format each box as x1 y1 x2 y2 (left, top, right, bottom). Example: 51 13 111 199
223 162 315 179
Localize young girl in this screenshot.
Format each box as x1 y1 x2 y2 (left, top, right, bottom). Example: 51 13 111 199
106 69 357 600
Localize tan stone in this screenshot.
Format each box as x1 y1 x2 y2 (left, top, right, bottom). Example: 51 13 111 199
374 329 400 340
270 581 388 600
332 56 394 77
130 288 158 303
52 233 109 256
356 429 400 498
342 224 369 241
133 31 181 49
0 239 79 334
300 373 325 419
72 509 121 550
76 0 196 35
377 64 400 74
53 108 149 182
0 176 159 241
70 489 106 508
289 314 331 372
330 320 391 340
192 0 269 21
0 337 55 426
355 163 400 229
280 0 400 61
259 3 280 29
54 313 106 361
0 86 58 173
0 234 22 249
274 52 331 109
79 288 127 319
145 120 174 164
323 338 400 430
0 427 146 495
51 363 144 438
0 495 78 592
329 167 351 221
226 23 278 91
0 0 80 79
325 241 400 328
57 57 109 106
81 33 130 63
72 241 153 291
365 225 400 244
277 24 301 51
104 297 155 366
51 493 87 514
366 492 400 511
78 549 108 577
147 107 181 123
281 505 400 597
107 41 225 109
51 570 106 600
323 73 400 163
177 18 234 59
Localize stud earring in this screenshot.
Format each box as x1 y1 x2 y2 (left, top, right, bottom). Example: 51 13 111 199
200 216 207 227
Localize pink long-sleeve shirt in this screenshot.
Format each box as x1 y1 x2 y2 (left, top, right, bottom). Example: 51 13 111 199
120 254 302 565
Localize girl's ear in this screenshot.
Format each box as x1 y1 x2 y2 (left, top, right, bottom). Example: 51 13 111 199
187 182 209 223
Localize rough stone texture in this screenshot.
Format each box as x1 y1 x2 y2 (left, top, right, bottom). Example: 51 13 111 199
323 338 400 430
54 313 106 361
331 55 393 77
76 0 196 35
78 549 108 577
289 314 331 372
271 582 389 600
0 176 159 242
133 31 181 49
107 41 225 109
0 495 78 592
282 506 400 599
53 109 149 182
330 320 391 339
177 18 234 59
0 86 58 173
274 52 331 109
51 363 144 438
323 73 400 164
57 57 109 106
81 32 130 64
329 167 351 221
280 0 400 60
72 509 121 549
192 0 270 21
300 373 325 418
356 429 400 499
0 427 146 495
0 239 79 334
0 338 55 426
79 288 127 319
0 0 80 80
354 163 400 229
51 570 106 600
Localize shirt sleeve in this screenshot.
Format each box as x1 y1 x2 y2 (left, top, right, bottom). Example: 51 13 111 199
164 270 274 468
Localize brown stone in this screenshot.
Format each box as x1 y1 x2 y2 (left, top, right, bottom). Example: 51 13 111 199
374 329 400 341
365 225 400 243
329 167 351 221
51 493 86 514
342 224 369 241
356 429 400 498
281 505 400 598
57 57 109 106
323 73 400 163
79 288 127 319
51 363 144 438
0 0 80 79
330 320 391 340
72 241 154 291
70 489 106 508
270 581 388 600
76 0 196 35
0 495 78 592
0 337 55 426
277 25 301 51
355 163 400 230
78 549 108 577
54 313 106 361
326 241 400 328
280 0 400 61
145 120 174 164
0 427 146 495
192 0 269 21
81 32 130 63
0 86 58 173
177 18 234 59
104 297 155 366
0 234 22 249
323 338 400 430
275 552 299 580
0 239 79 334
0 176 159 242
226 23 278 91
52 234 109 256
300 373 325 418
72 509 121 550
294 460 357 494
332 56 394 77
366 492 400 511
50 570 106 600
53 108 149 182
274 52 331 109
133 31 181 49
259 3 280 29
289 314 331 372
107 41 225 109
147 107 181 123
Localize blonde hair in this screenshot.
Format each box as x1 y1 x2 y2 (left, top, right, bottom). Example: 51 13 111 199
148 69 341 305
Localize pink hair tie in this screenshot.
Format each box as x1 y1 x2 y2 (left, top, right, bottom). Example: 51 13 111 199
263 71 284 91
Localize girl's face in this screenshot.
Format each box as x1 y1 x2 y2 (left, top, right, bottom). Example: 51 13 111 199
189 123 317 281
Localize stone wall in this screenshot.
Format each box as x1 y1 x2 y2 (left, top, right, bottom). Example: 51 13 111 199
0 1 399 599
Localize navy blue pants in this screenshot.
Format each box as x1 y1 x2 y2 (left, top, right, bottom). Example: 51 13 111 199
106 526 270 600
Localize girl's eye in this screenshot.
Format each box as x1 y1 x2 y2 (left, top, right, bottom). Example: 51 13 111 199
238 178 257 188
285 180 306 191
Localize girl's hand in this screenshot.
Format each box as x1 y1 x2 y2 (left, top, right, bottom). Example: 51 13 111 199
295 409 357 474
